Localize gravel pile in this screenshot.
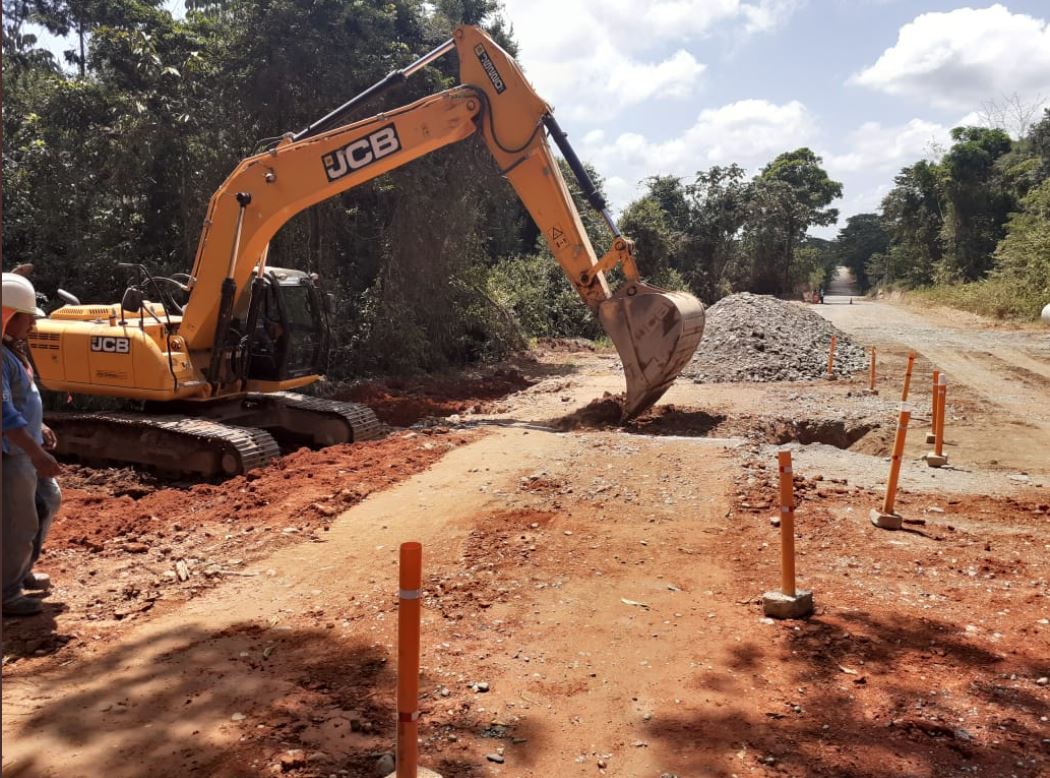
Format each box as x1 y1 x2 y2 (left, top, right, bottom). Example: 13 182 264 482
685 293 868 383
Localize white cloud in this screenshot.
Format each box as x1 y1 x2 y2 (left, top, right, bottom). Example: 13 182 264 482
850 4 1050 110
825 118 952 174
582 99 818 206
501 0 801 121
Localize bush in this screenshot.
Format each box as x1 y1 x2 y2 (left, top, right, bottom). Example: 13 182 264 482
485 251 602 340
914 276 1046 320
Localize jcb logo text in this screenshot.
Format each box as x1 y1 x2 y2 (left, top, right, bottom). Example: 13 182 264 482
322 124 401 182
91 336 131 354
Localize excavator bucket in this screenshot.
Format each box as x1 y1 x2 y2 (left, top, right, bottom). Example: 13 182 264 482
598 283 705 419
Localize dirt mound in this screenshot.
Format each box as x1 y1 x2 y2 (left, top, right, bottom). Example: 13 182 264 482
59 464 169 499
552 394 625 430
330 367 532 426
686 293 868 382
49 432 472 552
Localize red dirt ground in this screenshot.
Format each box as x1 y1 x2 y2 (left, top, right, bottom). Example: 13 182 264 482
0 431 475 662
50 431 475 553
334 367 533 427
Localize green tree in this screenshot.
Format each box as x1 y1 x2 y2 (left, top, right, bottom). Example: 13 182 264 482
991 178 1050 314
939 126 1014 281
682 164 751 300
877 160 943 286
744 148 841 293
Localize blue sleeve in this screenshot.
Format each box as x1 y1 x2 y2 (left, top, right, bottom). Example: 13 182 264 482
2 354 29 432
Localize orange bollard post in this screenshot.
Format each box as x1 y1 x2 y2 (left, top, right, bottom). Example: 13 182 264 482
871 408 911 530
900 352 916 402
777 450 796 597
926 370 940 443
827 335 837 378
389 543 442 778
869 346 877 392
925 377 949 468
763 450 813 619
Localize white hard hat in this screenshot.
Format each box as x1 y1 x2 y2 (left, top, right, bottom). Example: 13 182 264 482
2 272 45 317
1042 302 1050 325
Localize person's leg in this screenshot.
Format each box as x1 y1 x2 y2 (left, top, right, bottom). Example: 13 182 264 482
23 477 61 591
31 477 61 565
3 455 43 613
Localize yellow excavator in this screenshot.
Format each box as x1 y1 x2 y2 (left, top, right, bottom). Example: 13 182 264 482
28 25 705 477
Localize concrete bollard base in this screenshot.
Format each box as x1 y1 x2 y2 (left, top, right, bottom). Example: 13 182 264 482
924 453 948 468
763 590 813 619
387 769 444 778
869 508 903 530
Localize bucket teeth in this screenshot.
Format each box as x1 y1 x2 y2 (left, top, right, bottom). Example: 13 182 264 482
598 283 705 419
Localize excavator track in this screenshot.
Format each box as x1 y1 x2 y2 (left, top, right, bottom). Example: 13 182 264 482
45 393 384 479
258 392 384 444
46 412 281 478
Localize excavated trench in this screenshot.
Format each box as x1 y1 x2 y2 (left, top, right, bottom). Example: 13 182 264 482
552 395 880 450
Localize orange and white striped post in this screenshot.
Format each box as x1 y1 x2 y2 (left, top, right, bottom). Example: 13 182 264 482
926 376 949 467
777 450 797 597
394 542 424 778
827 335 837 378
869 346 877 392
763 450 813 619
927 370 940 443
871 408 911 530
900 352 916 402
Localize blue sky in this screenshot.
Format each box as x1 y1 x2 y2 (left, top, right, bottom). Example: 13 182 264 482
32 2 1050 238
498 0 1050 237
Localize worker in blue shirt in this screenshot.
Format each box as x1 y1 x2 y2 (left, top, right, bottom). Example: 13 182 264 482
3 272 62 617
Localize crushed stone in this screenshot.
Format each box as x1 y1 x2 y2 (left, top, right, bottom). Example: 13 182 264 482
687 293 868 383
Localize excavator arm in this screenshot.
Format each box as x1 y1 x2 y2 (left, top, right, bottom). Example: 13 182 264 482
179 25 704 418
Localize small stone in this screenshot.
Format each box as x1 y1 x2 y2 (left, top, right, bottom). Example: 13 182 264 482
175 560 190 582
279 750 306 772
1037 677 1049 686
473 681 490 693
485 753 505 764
374 753 395 775
231 712 246 722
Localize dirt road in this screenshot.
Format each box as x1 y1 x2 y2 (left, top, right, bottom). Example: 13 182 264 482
818 272 1050 473
4 294 1049 778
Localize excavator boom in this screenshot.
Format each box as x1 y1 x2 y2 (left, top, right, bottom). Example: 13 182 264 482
179 24 704 416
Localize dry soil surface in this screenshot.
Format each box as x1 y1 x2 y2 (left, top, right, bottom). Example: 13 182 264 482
3 294 1049 778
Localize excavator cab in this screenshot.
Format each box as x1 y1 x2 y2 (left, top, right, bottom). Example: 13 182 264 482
242 268 329 382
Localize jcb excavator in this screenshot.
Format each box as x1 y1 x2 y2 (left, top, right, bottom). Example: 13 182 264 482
28 25 705 477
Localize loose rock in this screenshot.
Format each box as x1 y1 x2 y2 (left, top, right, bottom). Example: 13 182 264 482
685 293 867 383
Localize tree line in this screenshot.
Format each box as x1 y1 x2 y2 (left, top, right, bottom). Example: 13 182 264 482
834 114 1050 319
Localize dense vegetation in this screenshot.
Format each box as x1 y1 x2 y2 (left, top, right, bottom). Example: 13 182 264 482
836 116 1050 319
5 3 1041 390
